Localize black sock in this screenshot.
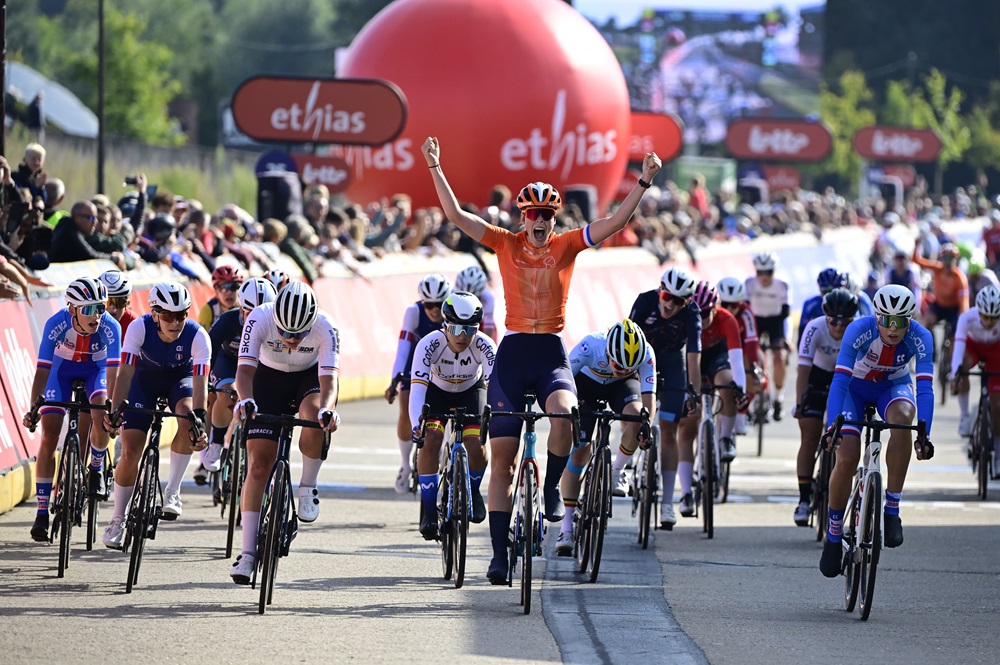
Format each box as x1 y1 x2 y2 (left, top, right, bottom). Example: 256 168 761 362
211 426 228 446
545 452 569 489
488 511 511 559
798 478 812 504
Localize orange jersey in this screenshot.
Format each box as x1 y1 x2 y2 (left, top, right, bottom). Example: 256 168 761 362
480 225 594 334
912 252 969 310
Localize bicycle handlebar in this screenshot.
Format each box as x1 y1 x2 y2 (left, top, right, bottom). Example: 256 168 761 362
479 404 581 448
209 386 237 396
415 405 481 448
246 408 333 460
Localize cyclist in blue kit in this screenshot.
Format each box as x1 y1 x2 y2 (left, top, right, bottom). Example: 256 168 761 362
23 277 121 541
819 285 935 578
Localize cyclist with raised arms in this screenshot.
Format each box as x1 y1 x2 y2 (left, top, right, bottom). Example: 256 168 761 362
951 286 1000 448
716 277 762 434
745 252 792 421
102 283 210 548
199 265 245 330
408 291 497 539
455 265 497 341
630 267 701 530
23 278 121 541
202 277 277 472
792 288 858 526
912 242 969 347
99 270 139 338
819 285 935 578
230 281 341 583
675 282 748 515
555 319 654 555
386 273 451 494
797 268 846 343
422 135 662 584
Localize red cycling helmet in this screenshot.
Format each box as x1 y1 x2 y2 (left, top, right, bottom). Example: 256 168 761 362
212 265 245 287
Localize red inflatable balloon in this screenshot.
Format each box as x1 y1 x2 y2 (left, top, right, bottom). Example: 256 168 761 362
336 0 630 214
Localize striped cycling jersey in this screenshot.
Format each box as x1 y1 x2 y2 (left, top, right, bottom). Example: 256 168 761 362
37 309 121 370
122 315 211 377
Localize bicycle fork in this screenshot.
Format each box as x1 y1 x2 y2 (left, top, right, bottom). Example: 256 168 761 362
843 438 883 562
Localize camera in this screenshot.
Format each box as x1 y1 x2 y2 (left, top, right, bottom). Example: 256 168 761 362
123 175 138 186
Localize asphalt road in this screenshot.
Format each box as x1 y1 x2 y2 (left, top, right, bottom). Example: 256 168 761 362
2 365 998 664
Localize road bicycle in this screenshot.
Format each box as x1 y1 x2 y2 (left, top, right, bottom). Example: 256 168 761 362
810 441 836 543
248 409 331 614
113 399 203 593
960 363 1000 500
828 407 927 620
482 392 579 615
207 386 238 508
630 421 659 549
749 363 770 457
221 419 248 558
692 383 744 539
574 401 649 582
27 381 109 577
415 405 479 588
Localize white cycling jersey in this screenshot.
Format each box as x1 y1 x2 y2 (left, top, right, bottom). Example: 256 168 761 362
569 332 657 392
744 276 791 317
798 317 842 373
408 330 497 426
238 303 340 375
952 307 1000 377
480 287 497 333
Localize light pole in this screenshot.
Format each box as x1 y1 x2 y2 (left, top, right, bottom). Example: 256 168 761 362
97 0 106 194
1 0 7 158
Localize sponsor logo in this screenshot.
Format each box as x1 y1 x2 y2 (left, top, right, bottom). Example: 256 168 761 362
725 119 832 162
852 329 873 351
423 337 441 368
460 356 472 366
629 111 684 163
474 337 495 363
292 154 353 194
853 126 943 163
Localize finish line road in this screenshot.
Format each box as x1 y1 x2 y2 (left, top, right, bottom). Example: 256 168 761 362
1 372 998 664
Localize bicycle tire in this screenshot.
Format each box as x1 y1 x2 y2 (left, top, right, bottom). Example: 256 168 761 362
57 436 79 578
86 487 99 552
720 460 731 504
701 419 715 539
258 465 288 614
756 396 767 457
575 467 592 574
978 404 992 501
521 464 536 615
225 429 243 558
939 337 951 406
126 448 156 593
814 451 832 543
452 447 469 589
588 445 611 583
439 471 453 581
639 444 657 548
843 489 861 612
858 471 882 621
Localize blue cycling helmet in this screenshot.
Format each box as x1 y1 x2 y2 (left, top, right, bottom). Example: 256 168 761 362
817 268 845 291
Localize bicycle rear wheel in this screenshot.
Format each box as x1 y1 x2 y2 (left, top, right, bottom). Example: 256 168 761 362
814 450 833 543
720 460 731 504
755 395 768 457
858 472 882 621
520 464 536 615
700 420 715 539
126 448 156 593
56 436 79 578
86 488 99 552
225 429 244 558
938 337 951 406
452 448 470 589
258 465 288 614
588 445 611 583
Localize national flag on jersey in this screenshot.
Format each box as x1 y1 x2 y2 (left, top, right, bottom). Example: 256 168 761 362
861 343 898 382
194 363 210 377
70 333 91 362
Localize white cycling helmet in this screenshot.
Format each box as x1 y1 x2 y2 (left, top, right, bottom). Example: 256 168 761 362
264 269 290 291
659 267 696 297
442 291 484 325
872 284 917 318
976 285 1000 317
455 265 488 297
418 273 451 303
606 318 648 372
275 281 318 333
98 270 132 298
148 282 192 312
238 277 277 311
65 277 108 307
752 252 778 271
716 277 746 304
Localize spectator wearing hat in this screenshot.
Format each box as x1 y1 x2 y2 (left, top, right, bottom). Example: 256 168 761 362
50 200 126 269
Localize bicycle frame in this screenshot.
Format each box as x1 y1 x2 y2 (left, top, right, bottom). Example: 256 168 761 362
961 364 1000 500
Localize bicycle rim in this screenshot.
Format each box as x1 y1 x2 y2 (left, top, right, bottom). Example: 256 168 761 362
702 421 715 539
575 478 591 574
440 473 453 581
589 447 611 583
979 406 992 500
453 450 469 589
641 445 657 549
259 469 287 614
521 465 535 615
126 453 155 593
859 473 882 620
86 492 99 552
58 440 78 578
225 439 242 558
843 494 860 612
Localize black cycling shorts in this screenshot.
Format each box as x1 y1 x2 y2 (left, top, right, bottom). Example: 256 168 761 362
798 367 834 419
701 342 731 379
574 373 642 443
247 364 321 442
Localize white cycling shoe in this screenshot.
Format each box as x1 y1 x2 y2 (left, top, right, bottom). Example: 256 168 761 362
297 486 320 522
103 516 125 549
958 414 972 437
162 490 183 520
202 443 223 472
230 553 256 585
394 465 411 494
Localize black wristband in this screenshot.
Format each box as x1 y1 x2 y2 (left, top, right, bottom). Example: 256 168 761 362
638 178 651 189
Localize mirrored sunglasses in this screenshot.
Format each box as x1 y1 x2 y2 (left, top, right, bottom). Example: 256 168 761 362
217 282 240 293
876 314 909 329
422 301 443 311
524 208 555 222
77 303 106 316
827 315 851 327
278 327 310 340
658 290 688 306
444 323 478 337
155 309 189 323
108 297 128 310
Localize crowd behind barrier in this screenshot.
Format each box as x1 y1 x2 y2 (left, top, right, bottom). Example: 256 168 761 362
0 221 925 515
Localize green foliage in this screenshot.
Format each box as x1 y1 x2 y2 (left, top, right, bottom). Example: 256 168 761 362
881 81 912 126
909 69 971 169
816 70 876 194
964 83 1000 174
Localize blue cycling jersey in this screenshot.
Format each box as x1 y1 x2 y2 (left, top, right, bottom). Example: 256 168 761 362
121 315 212 377
857 290 874 317
826 316 934 433
37 309 121 371
799 291 875 343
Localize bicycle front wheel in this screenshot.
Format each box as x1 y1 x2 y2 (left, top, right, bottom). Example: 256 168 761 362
439 471 454 582
225 432 243 558
843 490 861 612
700 420 715 539
520 464 536 615
259 465 290 614
126 447 157 593
978 406 992 501
575 472 591 574
588 445 611 583
639 439 658 548
56 436 80 578
858 472 882 621
814 451 833 543
452 448 469 589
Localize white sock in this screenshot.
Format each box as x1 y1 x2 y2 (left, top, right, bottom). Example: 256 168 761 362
398 439 413 468
719 414 736 440
661 470 677 505
612 445 634 474
958 392 970 419
736 413 747 430
167 452 191 493
113 482 134 520
560 506 575 534
678 461 694 495
300 454 322 487
241 511 260 556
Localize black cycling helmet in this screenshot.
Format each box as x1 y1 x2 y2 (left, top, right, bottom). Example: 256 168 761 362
144 213 176 241
822 288 859 318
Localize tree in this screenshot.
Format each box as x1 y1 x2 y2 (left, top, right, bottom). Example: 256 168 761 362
964 82 1000 175
880 80 912 125
910 69 972 192
815 70 876 195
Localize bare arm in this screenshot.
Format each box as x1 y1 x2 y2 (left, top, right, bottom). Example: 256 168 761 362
421 137 489 242
588 152 662 246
